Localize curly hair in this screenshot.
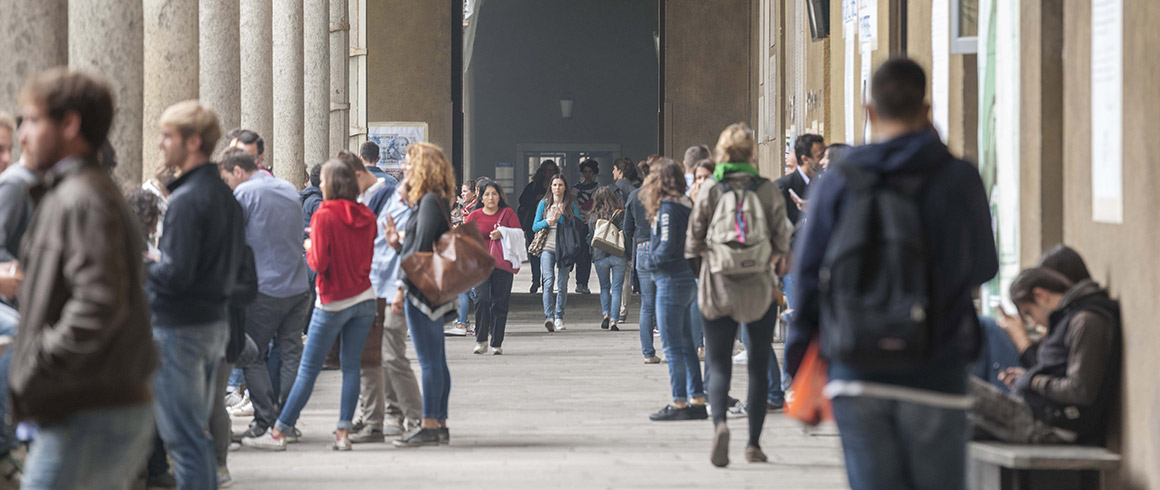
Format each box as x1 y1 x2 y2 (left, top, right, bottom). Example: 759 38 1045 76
125 189 161 244
589 186 622 222
405 142 457 205
640 158 686 221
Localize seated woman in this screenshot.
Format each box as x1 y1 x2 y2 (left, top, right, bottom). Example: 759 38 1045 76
970 267 1121 445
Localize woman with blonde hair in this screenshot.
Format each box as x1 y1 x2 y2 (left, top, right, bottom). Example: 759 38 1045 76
243 159 378 451
687 123 791 466
391 142 459 447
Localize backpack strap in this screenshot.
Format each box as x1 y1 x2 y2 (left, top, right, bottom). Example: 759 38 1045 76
836 162 876 193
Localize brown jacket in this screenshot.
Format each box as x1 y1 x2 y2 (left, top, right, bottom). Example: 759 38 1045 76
10 156 157 423
685 171 791 323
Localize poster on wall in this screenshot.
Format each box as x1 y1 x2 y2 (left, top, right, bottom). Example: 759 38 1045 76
858 0 878 51
931 0 950 142
1091 0 1123 223
367 122 428 170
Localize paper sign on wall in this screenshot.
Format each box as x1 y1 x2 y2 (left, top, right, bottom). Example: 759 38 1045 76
1091 0 1123 223
367 122 428 169
859 0 878 51
845 19 855 143
931 0 950 142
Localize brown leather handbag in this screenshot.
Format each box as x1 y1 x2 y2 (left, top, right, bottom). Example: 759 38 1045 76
401 199 495 306
527 228 549 256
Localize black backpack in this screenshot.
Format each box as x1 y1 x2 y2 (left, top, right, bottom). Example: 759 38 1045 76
818 162 939 371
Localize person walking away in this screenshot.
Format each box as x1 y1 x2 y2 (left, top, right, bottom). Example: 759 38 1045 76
392 142 459 447
587 187 627 331
641 159 706 422
687 123 792 467
465 182 521 354
786 58 998 490
519 161 558 294
242 159 377 451
147 100 246 489
12 69 158 489
533 174 581 332
446 179 479 336
609 157 639 206
219 148 313 444
360 141 399 189
572 159 601 294
623 182 659 363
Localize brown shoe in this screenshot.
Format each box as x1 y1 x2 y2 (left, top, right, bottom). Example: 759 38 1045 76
644 356 662 364
710 422 730 468
745 445 767 463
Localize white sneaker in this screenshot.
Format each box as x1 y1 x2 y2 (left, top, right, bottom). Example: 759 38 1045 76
224 390 244 408
653 327 660 337
241 432 286 451
227 399 254 417
554 319 566 331
732 350 749 365
491 346 503 355
473 342 487 354
444 325 467 337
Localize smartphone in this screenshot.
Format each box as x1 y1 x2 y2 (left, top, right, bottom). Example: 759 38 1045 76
788 188 803 203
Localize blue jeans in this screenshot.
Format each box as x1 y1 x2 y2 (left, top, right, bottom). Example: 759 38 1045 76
689 285 704 349
405 301 452 420
540 250 571 320
275 300 375 433
593 255 627 319
152 322 229 490
780 274 795 391
740 325 785 404
22 403 154 490
635 244 657 358
972 315 1021 393
832 396 968 490
0 303 18 453
655 272 704 402
456 289 476 325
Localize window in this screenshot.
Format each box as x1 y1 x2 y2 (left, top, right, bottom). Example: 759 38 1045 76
951 0 979 53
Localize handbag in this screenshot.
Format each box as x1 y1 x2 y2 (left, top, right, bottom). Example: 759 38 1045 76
591 210 625 256
785 339 833 426
528 228 549 256
401 197 495 306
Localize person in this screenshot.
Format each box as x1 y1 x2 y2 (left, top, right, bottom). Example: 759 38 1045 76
146 100 247 488
533 173 581 333
446 179 480 337
687 122 792 467
10 68 158 489
301 163 324 239
0 113 13 173
609 157 639 205
465 181 521 354
623 178 659 363
585 187 626 331
820 143 851 172
126 189 163 259
519 160 558 294
971 267 1121 445
687 160 715 201
0 151 37 263
392 142 458 447
226 128 268 171
347 158 424 444
786 58 998 490
219 148 313 444
683 145 711 195
572 159 601 295
360 141 399 188
242 159 378 451
776 133 824 225
641 158 707 422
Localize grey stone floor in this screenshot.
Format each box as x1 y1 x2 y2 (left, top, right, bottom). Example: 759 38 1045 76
226 265 848 489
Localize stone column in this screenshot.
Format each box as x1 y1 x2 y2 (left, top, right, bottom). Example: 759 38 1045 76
304 0 330 167
272 0 304 185
143 0 199 179
329 0 350 156
0 0 68 158
69 0 144 186
200 0 241 156
241 0 274 165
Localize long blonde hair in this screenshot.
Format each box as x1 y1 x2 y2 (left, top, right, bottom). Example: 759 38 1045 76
405 142 457 205
714 122 755 164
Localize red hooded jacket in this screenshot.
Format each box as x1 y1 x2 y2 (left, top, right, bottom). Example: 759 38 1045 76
308 199 377 304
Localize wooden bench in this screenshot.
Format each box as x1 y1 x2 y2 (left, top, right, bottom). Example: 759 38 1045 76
968 442 1121 490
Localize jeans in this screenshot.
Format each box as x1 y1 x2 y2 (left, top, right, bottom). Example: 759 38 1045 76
405 301 452 421
22 403 153 490
540 250 571 320
689 287 704 349
593 255 627 320
705 306 776 447
740 323 785 404
152 322 229 490
655 272 704 403
635 244 657 358
972 316 1021 393
275 300 375 433
781 274 795 391
832 396 968 490
0 303 18 453
241 292 311 431
455 289 476 326
474 269 514 347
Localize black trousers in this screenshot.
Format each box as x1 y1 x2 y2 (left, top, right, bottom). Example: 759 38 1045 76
574 246 591 289
474 269 515 347
704 305 777 448
525 229 541 288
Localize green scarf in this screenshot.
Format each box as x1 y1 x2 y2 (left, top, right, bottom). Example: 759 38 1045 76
713 162 760 182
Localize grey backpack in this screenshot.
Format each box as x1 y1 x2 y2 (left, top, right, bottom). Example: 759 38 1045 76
705 178 772 276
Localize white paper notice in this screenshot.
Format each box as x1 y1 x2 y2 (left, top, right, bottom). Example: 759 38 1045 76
1091 0 1123 223
845 22 855 143
859 0 878 50
861 49 873 143
931 0 950 142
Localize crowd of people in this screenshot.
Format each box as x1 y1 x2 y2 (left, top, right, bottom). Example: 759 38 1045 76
0 56 1124 490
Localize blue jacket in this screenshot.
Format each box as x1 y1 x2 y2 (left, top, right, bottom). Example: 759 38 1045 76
786 131 998 395
648 196 694 279
532 199 580 232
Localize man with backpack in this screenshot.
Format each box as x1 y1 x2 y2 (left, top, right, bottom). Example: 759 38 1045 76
786 58 997 490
